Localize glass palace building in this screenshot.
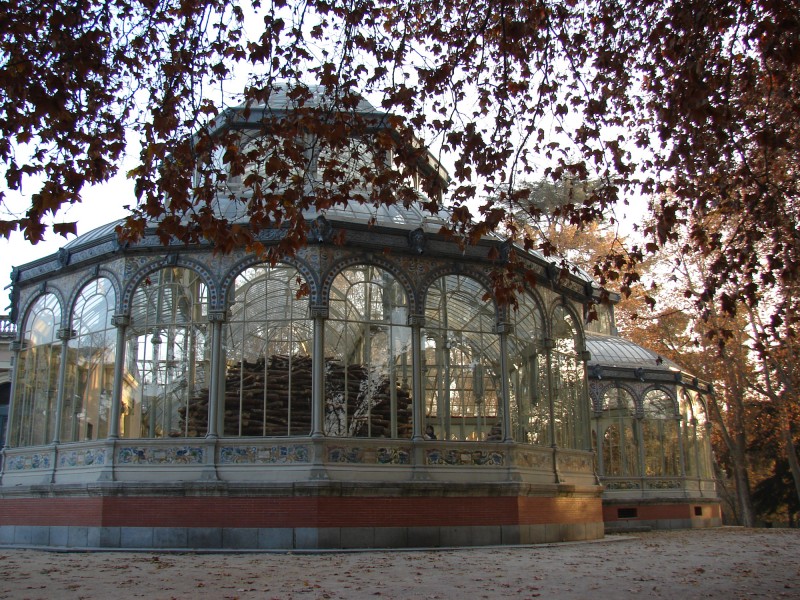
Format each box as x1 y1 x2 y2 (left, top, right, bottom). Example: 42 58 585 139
0 90 720 549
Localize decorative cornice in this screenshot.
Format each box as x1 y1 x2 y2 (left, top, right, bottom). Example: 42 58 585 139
207 310 229 323
494 322 513 335
310 304 329 319
111 314 131 327
407 314 425 327
57 328 75 341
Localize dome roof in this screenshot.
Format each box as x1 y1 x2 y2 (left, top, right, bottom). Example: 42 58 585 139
62 219 122 251
586 332 681 372
219 84 386 121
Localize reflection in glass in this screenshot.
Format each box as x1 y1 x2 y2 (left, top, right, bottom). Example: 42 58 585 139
598 387 639 476
552 306 588 449
10 294 62 446
508 294 547 444
62 278 116 442
643 388 680 476
423 275 500 441
123 268 209 438
681 390 713 479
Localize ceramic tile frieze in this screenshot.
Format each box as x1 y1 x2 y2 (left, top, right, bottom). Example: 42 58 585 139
219 444 311 464
647 479 683 489
59 447 107 468
514 448 551 469
5 452 51 471
326 446 411 465
425 447 505 466
556 452 593 473
604 480 642 490
117 445 203 464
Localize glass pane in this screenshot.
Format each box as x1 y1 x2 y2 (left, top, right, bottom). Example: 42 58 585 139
423 275 499 441
123 268 209 438
10 294 61 447
62 278 116 442
599 387 639 476
224 264 312 436
643 389 680 476
508 293 547 444
325 265 412 438
552 306 587 449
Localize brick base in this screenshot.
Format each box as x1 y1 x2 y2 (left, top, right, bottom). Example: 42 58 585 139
0 481 604 549
603 500 722 531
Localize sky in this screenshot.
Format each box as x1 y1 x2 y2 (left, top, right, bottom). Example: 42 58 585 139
0 174 132 314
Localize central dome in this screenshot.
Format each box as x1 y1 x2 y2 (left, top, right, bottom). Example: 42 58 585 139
202 84 452 231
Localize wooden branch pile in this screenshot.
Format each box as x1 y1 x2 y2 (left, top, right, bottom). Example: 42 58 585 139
180 354 412 437
324 359 412 438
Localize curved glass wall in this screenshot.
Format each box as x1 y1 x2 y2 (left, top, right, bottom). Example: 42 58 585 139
3 258 617 457
681 390 714 479
597 387 639 476
551 306 588 449
61 278 116 442
325 265 412 438
423 275 500 442
122 268 209 438
642 388 681 476
225 264 312 436
508 293 547 444
10 294 62 447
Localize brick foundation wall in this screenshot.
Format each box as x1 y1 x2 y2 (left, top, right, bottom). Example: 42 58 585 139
1 494 601 529
603 501 722 525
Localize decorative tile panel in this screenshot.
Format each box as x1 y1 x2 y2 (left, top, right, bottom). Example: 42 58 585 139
326 446 411 465
514 449 551 469
6 452 50 471
647 479 683 489
5 452 51 471
425 447 505 467
219 444 310 464
556 453 594 473
59 448 107 468
117 445 203 465
604 480 642 490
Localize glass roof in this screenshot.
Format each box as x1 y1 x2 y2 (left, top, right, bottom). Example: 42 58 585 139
63 220 122 251
586 332 682 372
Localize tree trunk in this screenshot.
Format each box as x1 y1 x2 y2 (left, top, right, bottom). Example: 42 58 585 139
779 405 800 513
708 392 755 527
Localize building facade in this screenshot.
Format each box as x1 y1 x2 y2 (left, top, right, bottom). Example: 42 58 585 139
0 92 719 549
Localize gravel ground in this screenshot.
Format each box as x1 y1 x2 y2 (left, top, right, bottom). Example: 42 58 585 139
1 528 798 599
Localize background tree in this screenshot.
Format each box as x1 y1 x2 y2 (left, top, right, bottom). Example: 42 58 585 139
618 205 800 527
1 1 798 321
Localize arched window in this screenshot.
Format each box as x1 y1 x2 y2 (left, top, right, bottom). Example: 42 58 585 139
423 275 500 442
225 264 312 436
598 387 639 477
551 305 588 449
508 293 547 444
642 388 680 476
123 267 209 438
325 265 412 438
61 278 116 442
681 389 713 479
10 293 62 447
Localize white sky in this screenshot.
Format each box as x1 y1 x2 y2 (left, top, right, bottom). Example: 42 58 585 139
0 6 652 317
0 174 133 313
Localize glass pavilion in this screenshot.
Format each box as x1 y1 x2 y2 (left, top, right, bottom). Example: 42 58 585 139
0 91 719 549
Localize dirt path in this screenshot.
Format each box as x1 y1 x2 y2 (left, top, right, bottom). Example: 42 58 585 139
1 528 798 599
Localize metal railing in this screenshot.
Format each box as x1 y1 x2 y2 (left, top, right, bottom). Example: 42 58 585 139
0 315 16 337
